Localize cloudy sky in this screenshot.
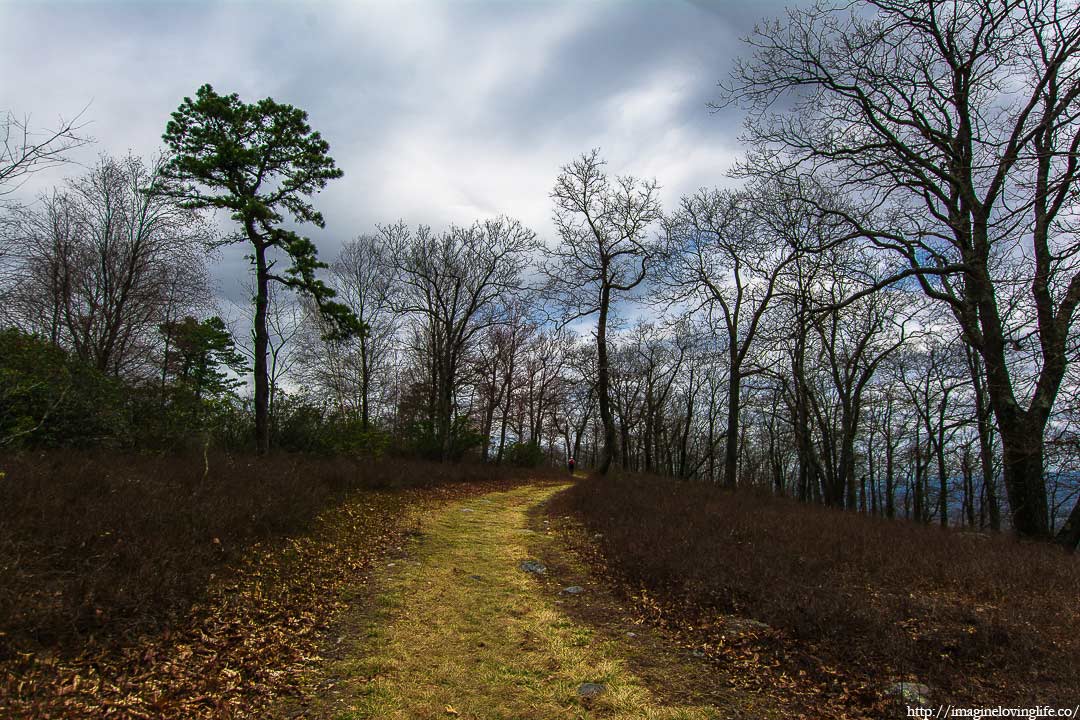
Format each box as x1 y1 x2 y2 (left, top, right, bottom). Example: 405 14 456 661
1 0 789 304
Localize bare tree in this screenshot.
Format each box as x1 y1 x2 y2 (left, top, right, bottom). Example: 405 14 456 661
389 218 536 460
550 339 598 468
623 322 690 474
542 149 662 474
1 109 90 199
609 340 646 470
521 327 575 451
812 250 915 509
7 153 213 375
726 0 1080 546
296 233 399 427
661 182 805 486
472 300 535 463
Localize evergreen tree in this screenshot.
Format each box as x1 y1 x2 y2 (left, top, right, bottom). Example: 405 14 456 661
160 316 247 401
155 84 361 453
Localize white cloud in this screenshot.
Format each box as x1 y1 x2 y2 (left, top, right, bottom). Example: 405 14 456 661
1 0 779 304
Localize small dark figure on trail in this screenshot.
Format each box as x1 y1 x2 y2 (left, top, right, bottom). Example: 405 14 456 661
568 457 576 475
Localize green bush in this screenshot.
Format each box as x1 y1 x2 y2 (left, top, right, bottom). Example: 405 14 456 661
324 415 390 457
272 395 327 452
0 328 251 451
504 441 545 467
0 329 129 448
272 394 389 457
404 415 484 461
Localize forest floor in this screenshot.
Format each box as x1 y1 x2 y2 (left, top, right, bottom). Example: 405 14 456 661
276 481 786 720
13 466 1065 719
0 454 529 719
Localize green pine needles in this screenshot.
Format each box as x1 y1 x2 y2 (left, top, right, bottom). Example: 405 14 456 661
156 83 362 452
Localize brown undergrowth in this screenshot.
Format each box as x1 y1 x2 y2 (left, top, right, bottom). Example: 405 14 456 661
525 497 791 719
549 474 1080 718
0 451 531 718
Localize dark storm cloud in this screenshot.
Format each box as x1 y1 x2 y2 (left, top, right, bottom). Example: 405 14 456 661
0 0 797 306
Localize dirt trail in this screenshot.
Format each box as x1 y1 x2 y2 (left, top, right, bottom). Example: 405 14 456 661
285 482 774 720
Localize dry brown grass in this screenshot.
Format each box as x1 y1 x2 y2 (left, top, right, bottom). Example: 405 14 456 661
0 450 534 718
0 451 530 657
551 474 1080 711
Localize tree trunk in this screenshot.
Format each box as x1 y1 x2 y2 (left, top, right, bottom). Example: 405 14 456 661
913 425 924 522
572 400 590 470
360 329 370 429
1055 496 1080 551
722 365 740 487
438 355 454 461
998 420 1051 539
707 382 717 483
642 387 655 473
967 347 1001 531
867 422 878 515
884 429 895 519
620 422 632 470
936 398 950 527
253 244 270 455
967 246 1052 538
679 371 694 479
841 414 858 510
962 448 976 528
596 287 616 475
480 368 500 462
495 352 514 465
978 413 1001 531
589 421 598 469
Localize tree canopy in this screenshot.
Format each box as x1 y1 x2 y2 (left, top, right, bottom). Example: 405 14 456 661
157 83 359 453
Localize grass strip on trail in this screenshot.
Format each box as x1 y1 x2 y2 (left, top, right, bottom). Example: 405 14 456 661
302 482 770 720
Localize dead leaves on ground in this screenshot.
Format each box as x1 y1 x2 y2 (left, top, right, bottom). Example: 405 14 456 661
1 483 500 719
549 512 893 720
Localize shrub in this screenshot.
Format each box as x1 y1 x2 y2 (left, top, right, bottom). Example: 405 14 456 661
553 474 1080 705
403 415 484 461
0 328 253 452
504 441 545 467
271 395 390 457
0 329 129 448
0 450 529 656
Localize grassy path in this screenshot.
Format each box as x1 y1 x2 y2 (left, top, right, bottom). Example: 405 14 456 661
295 481 770 720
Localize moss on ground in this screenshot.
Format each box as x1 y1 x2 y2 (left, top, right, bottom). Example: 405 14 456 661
299 483 770 720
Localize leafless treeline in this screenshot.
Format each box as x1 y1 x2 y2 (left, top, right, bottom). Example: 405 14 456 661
275 154 1076 544
3 0 1079 546
1 154 214 376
